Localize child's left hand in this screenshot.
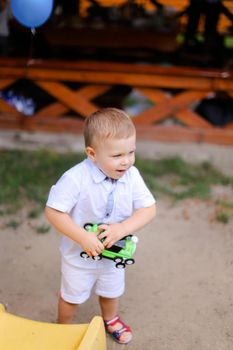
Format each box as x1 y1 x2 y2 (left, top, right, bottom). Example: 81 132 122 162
97 223 127 248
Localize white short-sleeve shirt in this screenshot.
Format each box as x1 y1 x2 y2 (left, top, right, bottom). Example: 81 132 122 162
46 158 155 267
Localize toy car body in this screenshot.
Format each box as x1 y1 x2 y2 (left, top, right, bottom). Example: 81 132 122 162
80 223 138 269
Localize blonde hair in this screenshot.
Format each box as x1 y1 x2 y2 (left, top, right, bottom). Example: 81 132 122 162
84 108 136 147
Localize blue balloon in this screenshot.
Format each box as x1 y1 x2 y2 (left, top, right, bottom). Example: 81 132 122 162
10 0 54 28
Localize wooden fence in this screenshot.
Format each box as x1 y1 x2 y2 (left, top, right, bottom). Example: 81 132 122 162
0 58 233 144
79 0 233 32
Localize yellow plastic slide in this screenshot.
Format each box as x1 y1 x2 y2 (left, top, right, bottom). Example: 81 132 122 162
0 304 106 350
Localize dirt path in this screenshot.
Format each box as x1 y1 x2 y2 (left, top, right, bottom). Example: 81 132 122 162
1 130 233 349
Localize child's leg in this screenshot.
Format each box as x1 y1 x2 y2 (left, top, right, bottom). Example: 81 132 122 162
99 296 119 320
57 295 78 324
99 296 132 344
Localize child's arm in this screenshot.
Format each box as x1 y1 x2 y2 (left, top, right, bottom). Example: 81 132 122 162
45 206 105 256
98 203 156 248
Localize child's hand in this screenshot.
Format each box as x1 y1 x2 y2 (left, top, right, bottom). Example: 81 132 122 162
80 231 105 257
98 223 127 248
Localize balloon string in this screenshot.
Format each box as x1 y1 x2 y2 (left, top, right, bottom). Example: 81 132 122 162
31 28 36 36
27 28 36 66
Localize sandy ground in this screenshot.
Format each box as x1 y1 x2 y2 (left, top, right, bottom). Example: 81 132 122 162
1 130 233 350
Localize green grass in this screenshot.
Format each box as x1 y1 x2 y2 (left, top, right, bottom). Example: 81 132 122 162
6 219 21 230
35 224 51 234
215 200 233 224
136 156 232 201
1 150 233 223
0 149 84 207
216 210 230 224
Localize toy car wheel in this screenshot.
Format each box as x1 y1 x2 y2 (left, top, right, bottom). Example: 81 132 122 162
92 255 102 261
116 262 125 269
80 252 89 259
125 259 135 265
114 257 123 263
84 223 93 230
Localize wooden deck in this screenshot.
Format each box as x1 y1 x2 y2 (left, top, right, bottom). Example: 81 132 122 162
43 25 179 53
0 58 233 145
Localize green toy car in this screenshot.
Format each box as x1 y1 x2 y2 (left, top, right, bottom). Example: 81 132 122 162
80 223 138 269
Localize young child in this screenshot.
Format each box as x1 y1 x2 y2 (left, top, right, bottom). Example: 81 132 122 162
45 107 156 344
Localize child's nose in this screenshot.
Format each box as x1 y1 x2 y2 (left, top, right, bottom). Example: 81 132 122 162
121 156 130 165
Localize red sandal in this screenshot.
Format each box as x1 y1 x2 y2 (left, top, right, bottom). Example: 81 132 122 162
104 315 133 344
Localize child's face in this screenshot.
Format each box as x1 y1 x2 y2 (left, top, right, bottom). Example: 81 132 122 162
86 134 136 179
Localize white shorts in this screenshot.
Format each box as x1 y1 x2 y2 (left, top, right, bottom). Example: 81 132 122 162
60 259 125 304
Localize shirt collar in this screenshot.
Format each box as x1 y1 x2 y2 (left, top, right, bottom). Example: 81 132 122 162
86 158 127 183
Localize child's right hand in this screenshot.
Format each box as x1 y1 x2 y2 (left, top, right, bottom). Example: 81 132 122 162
80 231 105 257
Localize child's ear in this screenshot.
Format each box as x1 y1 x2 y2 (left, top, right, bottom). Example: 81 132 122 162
85 146 96 162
